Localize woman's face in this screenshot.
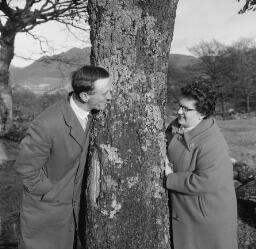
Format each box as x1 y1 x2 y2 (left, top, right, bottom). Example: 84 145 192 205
177 97 205 128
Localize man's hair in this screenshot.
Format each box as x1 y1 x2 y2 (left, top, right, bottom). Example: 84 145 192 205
71 65 109 97
181 81 217 118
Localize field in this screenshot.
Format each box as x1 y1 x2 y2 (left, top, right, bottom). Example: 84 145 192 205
217 118 256 168
0 116 256 248
217 117 256 248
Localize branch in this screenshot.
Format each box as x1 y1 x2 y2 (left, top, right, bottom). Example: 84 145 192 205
0 0 16 20
25 0 36 10
13 53 38 63
54 18 89 32
238 0 256 13
26 31 55 54
0 18 3 31
1 0 88 33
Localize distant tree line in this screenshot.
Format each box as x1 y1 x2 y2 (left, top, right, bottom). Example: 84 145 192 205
168 38 256 116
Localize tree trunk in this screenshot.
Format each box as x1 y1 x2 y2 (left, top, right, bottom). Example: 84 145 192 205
245 92 250 113
83 0 179 248
217 87 226 118
0 21 16 134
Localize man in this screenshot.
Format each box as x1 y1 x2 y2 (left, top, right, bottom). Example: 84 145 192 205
14 65 112 249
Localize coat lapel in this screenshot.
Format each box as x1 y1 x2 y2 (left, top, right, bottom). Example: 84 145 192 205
60 98 85 148
183 118 215 151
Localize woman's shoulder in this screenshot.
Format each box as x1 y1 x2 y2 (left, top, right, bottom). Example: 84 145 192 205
197 118 228 150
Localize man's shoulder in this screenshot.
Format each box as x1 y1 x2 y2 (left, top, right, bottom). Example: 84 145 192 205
40 99 67 117
32 98 68 126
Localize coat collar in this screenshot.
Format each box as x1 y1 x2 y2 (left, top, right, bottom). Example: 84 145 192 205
170 117 216 151
60 95 93 148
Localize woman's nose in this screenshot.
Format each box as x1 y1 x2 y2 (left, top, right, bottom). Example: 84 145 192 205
177 107 183 114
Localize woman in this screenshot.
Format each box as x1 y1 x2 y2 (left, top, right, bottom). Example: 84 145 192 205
165 82 238 249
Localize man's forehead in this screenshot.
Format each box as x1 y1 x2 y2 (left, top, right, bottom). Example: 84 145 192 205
94 77 112 90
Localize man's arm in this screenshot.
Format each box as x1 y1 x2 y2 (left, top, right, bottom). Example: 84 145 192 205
14 119 53 195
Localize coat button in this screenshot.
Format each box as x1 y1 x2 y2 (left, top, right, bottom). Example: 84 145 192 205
189 142 195 149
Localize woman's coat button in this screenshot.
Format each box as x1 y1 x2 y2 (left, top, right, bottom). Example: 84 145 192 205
173 216 181 221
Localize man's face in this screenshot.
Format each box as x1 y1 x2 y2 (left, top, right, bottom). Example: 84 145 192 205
87 77 112 111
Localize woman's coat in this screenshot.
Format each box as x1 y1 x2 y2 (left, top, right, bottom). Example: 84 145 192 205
166 118 238 249
14 98 92 249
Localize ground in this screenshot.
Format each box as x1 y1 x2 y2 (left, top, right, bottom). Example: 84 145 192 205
0 117 256 248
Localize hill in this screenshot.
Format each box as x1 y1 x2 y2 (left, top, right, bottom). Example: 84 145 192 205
10 51 197 94
169 53 198 68
10 47 91 94
167 53 199 89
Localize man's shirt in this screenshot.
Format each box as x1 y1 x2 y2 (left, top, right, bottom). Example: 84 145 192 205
70 95 89 131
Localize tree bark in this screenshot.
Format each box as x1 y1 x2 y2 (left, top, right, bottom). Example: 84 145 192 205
83 0 179 248
244 90 250 113
0 20 16 134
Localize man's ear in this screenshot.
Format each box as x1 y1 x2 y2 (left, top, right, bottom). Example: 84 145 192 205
79 92 89 103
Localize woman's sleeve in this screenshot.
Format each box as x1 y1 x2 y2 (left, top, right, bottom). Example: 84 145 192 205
166 137 230 195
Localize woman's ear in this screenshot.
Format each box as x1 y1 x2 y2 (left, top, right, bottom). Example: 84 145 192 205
79 92 89 103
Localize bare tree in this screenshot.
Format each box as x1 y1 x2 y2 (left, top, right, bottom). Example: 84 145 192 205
0 0 87 134
237 0 256 12
228 38 256 112
189 40 233 115
82 0 179 248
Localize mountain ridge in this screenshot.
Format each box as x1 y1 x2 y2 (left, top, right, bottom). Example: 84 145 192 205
10 48 197 94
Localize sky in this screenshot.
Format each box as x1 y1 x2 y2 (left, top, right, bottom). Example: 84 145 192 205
12 0 256 67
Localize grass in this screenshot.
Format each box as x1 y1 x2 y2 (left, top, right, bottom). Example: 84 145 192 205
217 118 256 168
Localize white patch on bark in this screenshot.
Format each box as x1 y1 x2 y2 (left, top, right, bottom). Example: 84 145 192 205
156 218 162 225
110 194 122 219
0 141 8 164
88 149 101 208
101 209 109 216
158 132 167 170
145 104 164 131
164 233 169 244
100 144 123 167
127 175 139 188
145 89 155 102
103 175 119 191
153 182 165 199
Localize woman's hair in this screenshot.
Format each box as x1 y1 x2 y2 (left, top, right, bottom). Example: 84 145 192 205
180 81 217 118
71 65 109 97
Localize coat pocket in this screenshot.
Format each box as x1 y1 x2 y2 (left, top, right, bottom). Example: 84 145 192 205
198 195 208 217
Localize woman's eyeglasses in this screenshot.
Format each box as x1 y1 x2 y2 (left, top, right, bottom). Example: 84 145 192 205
178 104 196 113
